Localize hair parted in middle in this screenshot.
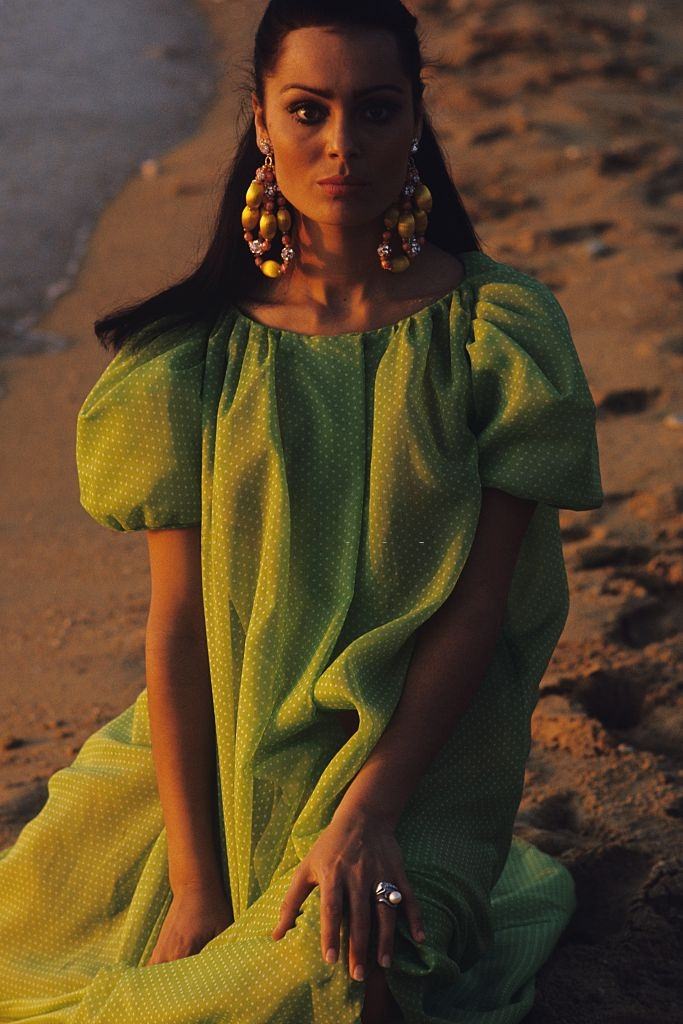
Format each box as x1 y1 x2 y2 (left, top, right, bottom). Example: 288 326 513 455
95 0 483 354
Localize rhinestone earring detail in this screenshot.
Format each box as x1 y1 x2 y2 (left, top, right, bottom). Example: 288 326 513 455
377 136 432 273
242 136 295 278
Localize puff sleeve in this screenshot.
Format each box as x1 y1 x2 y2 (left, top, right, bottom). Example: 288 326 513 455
75 321 206 532
465 269 604 511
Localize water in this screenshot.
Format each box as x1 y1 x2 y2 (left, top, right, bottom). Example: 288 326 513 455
0 0 218 357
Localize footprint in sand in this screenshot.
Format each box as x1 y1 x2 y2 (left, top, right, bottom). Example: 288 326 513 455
573 669 647 730
0 781 49 831
567 843 656 942
611 595 680 648
595 387 662 416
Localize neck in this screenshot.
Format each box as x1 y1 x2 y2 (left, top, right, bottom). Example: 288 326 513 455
282 213 392 312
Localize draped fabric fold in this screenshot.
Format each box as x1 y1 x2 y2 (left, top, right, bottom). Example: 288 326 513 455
0 250 602 1023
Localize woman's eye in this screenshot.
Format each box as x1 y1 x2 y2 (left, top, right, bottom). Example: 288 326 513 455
363 103 397 123
286 101 398 126
287 102 324 125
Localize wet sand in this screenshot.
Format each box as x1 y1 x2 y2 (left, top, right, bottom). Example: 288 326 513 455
1 1 681 1020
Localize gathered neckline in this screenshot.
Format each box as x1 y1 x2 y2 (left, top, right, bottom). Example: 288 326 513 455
231 249 481 341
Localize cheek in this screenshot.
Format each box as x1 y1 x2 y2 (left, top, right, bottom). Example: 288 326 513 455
271 141 313 199
376 149 409 189
365 156 410 211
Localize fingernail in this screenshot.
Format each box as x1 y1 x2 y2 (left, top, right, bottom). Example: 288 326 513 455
416 929 426 942
353 964 365 981
380 954 391 968
325 947 337 963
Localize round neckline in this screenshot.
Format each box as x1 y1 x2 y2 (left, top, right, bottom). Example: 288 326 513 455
231 250 479 341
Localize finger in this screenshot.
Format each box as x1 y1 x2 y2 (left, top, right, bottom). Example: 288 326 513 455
347 880 372 981
271 866 315 940
319 872 344 964
146 938 167 966
375 900 397 968
394 870 426 943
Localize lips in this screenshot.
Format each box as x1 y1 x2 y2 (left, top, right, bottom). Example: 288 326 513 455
317 175 369 185
317 176 370 198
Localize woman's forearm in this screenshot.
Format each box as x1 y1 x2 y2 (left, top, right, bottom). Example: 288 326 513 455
145 626 223 893
332 487 537 830
332 599 504 830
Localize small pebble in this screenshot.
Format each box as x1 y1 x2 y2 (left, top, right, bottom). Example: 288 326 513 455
140 158 160 179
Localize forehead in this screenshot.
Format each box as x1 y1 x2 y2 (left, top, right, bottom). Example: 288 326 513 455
270 26 408 93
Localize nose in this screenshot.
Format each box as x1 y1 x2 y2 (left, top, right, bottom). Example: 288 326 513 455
325 110 361 162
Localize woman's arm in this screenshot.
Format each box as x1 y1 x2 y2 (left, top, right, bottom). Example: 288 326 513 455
272 487 539 977
332 486 538 830
144 526 224 895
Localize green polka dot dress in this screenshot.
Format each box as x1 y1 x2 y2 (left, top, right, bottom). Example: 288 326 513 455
0 250 604 1023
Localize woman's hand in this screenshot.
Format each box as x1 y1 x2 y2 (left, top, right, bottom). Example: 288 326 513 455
271 809 425 981
145 879 234 965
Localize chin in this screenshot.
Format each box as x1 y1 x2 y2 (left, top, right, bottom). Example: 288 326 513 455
313 206 378 226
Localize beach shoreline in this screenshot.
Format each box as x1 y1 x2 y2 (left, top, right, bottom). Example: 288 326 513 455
0 0 217 361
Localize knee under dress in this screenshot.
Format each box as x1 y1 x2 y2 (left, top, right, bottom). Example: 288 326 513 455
0 250 604 1023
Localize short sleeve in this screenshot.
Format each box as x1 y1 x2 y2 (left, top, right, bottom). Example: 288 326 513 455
465 268 604 511
76 321 206 532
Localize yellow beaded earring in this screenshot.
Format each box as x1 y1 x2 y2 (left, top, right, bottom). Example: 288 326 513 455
241 136 295 278
377 136 432 273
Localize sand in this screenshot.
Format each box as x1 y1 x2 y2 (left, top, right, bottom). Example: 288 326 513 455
0 0 681 1020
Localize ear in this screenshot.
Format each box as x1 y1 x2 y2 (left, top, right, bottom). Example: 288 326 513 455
252 92 266 137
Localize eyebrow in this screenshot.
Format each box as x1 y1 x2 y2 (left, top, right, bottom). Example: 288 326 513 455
279 83 404 97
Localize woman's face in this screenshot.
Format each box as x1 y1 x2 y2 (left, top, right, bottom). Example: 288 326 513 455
252 26 422 229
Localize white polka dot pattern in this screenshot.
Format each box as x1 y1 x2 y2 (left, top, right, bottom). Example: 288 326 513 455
467 270 603 510
76 317 206 532
0 251 603 1022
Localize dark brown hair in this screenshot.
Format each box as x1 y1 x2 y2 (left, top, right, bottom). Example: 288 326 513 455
95 0 483 353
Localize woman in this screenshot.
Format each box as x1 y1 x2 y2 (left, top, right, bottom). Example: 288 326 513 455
0 1 604 1022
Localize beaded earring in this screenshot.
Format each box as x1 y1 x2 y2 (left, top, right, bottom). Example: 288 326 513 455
241 136 295 278
377 136 432 273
